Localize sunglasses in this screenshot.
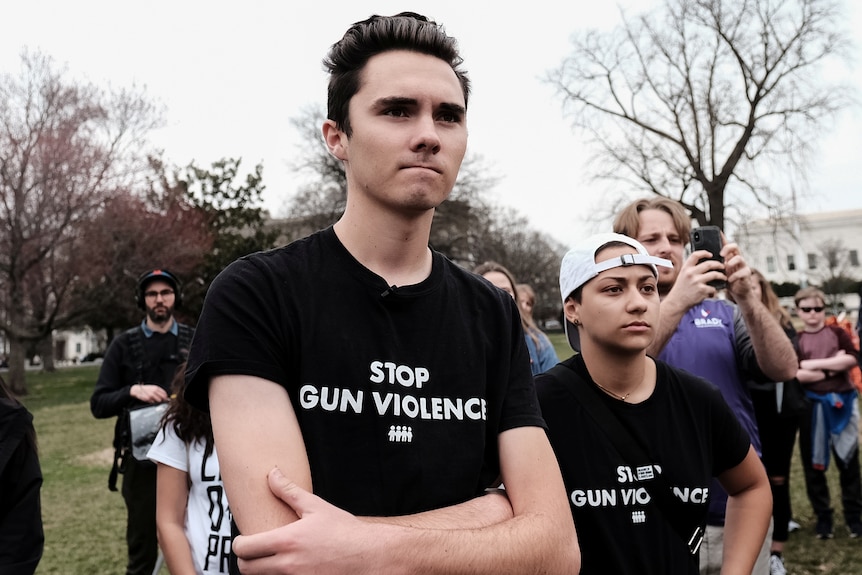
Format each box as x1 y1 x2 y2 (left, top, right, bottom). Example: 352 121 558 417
798 306 824 313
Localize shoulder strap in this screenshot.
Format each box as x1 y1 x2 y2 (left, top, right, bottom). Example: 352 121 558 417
547 362 704 554
124 326 145 384
177 323 193 361
107 326 145 491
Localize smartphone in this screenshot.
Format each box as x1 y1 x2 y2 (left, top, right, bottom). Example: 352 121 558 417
690 226 726 289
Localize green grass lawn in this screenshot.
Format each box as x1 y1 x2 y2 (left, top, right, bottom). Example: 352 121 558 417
17 359 862 574
20 366 166 574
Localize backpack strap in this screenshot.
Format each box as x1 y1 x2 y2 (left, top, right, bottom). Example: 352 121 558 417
127 322 192 376
124 325 146 384
108 326 146 491
177 323 193 362
547 360 704 555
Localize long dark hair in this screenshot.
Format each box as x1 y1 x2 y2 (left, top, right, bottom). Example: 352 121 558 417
161 363 214 451
0 373 38 455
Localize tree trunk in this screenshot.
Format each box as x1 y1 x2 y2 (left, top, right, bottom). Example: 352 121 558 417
6 340 28 396
38 336 56 372
707 187 725 231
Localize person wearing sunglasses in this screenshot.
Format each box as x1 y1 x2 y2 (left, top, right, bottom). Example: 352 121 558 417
794 286 862 540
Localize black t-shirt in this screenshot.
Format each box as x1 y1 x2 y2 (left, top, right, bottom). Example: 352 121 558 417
535 354 751 575
0 400 43 573
185 227 543 516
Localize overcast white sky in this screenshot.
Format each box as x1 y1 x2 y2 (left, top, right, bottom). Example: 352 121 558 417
2 0 859 248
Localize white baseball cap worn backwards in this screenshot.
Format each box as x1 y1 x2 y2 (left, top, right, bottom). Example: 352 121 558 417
559 232 673 304
559 233 672 352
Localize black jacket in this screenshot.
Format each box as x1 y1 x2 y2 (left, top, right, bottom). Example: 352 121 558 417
0 398 43 575
90 322 193 448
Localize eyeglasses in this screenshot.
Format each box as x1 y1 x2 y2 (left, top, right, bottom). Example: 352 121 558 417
798 306 824 313
144 289 175 300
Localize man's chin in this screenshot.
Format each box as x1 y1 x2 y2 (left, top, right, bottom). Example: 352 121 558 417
148 310 173 324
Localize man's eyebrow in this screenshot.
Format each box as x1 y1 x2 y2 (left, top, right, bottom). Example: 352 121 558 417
372 97 466 116
374 96 418 109
439 102 466 116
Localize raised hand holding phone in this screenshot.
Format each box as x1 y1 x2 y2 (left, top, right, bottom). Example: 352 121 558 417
690 226 726 289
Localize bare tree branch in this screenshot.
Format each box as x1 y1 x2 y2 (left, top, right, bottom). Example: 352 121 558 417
0 48 163 392
547 0 852 229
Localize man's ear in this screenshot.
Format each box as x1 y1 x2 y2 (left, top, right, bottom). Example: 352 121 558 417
322 120 348 161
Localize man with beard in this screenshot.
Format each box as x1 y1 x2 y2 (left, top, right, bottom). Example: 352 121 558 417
91 269 194 575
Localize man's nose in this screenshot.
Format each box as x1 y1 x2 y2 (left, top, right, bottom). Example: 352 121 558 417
652 237 671 256
411 116 441 153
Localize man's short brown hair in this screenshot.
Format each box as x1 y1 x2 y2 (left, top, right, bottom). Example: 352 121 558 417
613 197 693 242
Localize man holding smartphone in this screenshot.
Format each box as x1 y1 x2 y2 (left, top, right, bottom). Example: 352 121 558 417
613 197 798 575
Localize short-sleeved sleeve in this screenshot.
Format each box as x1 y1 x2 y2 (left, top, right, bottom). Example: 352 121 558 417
147 424 189 473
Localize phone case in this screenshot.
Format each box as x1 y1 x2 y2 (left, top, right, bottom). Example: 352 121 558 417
690 226 725 289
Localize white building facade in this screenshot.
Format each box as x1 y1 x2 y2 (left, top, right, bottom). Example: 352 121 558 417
735 208 862 311
53 327 106 363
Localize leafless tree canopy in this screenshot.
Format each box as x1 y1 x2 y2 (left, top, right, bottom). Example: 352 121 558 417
814 238 858 303
0 49 162 392
547 0 851 229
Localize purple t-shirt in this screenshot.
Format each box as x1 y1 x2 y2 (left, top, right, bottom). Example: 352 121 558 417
657 299 762 524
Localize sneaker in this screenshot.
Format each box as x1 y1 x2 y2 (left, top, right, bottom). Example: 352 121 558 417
850 521 862 538
788 519 801 533
816 516 834 539
769 554 787 575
